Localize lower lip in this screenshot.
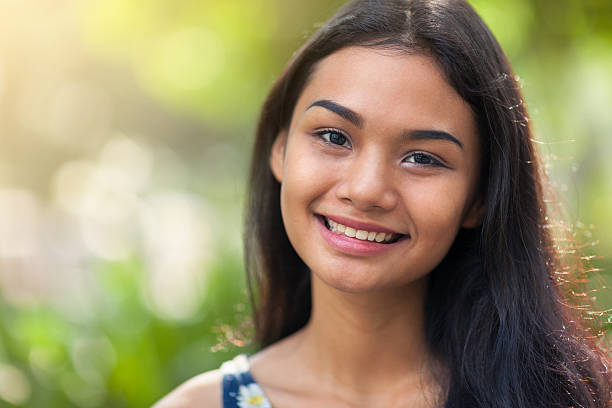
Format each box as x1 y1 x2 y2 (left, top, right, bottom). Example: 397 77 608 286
316 215 407 256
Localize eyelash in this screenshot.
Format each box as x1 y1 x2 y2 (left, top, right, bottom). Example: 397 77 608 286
313 128 446 168
314 128 352 148
403 152 445 168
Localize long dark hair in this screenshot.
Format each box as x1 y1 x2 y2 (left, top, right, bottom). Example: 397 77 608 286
244 0 611 406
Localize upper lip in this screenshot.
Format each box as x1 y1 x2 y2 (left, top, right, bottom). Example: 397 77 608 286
319 214 407 236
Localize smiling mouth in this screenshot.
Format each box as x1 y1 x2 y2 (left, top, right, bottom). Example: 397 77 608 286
322 216 406 244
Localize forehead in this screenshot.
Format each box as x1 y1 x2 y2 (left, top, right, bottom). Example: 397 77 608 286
292 46 477 146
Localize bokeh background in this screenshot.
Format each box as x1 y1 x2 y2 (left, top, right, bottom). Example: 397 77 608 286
0 0 611 406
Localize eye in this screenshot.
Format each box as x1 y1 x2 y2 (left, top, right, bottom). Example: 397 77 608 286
403 152 444 167
315 129 351 148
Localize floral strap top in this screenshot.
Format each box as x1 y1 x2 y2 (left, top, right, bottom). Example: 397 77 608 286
221 354 272 408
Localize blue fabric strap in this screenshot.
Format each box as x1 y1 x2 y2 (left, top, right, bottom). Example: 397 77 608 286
220 354 272 408
222 371 241 407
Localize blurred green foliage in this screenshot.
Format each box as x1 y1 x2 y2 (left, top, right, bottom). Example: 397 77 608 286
0 252 250 407
0 0 611 407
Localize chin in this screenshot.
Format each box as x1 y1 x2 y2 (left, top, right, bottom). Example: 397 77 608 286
311 266 391 294
309 265 370 292
325 279 376 294
311 262 430 295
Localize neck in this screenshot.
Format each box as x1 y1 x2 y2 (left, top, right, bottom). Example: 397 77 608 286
299 273 434 393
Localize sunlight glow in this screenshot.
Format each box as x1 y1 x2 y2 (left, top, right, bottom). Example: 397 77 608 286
0 363 31 405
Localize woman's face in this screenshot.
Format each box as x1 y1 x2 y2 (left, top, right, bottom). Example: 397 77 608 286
270 46 483 293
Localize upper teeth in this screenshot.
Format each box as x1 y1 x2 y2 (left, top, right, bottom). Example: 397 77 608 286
325 217 397 243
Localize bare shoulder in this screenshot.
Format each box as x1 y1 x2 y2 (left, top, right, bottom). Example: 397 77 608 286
152 369 223 408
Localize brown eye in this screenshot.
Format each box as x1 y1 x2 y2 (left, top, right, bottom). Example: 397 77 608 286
404 152 444 167
317 130 351 148
329 132 347 145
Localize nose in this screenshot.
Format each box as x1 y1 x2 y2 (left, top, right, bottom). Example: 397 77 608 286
335 151 399 212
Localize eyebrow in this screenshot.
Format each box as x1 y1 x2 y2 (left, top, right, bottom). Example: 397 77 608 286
306 99 464 150
308 99 365 128
407 130 464 149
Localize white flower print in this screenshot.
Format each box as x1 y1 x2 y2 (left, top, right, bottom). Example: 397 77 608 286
236 383 271 408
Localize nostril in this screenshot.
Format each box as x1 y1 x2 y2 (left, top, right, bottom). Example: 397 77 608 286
334 164 399 211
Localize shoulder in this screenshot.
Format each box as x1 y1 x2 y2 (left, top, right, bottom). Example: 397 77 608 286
152 369 224 408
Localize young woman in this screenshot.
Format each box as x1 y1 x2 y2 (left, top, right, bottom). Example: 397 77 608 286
156 0 612 406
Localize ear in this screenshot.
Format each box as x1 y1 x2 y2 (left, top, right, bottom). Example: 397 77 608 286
269 131 287 183
461 193 486 229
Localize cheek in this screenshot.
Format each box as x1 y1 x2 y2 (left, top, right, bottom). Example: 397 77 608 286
280 142 340 204
278 147 330 232
405 179 471 243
